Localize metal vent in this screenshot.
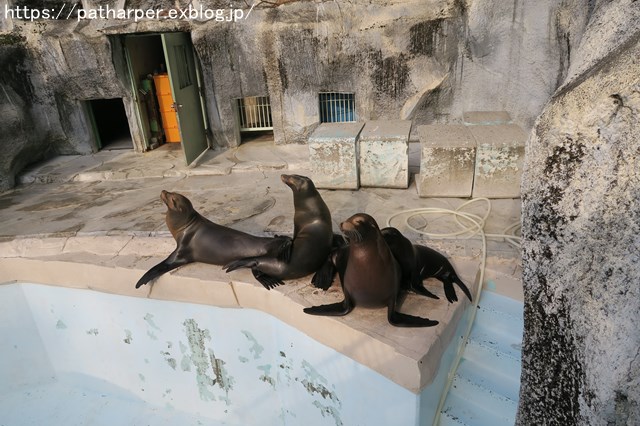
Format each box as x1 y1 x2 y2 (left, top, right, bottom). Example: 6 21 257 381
236 96 273 131
319 92 356 123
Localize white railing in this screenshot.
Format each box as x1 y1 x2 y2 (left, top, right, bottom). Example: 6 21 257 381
237 96 273 131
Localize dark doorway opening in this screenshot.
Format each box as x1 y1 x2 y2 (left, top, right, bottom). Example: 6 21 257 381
240 130 274 144
89 98 132 150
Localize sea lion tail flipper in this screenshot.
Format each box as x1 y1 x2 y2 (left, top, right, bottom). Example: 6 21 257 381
388 311 439 328
453 275 473 302
303 299 352 316
442 278 459 304
252 269 284 290
411 284 440 300
410 273 439 300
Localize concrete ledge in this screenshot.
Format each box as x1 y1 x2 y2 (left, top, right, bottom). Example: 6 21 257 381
468 124 526 198
359 120 411 189
0 235 479 394
417 125 476 198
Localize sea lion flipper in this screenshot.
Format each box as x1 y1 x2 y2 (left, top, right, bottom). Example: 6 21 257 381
410 282 440 300
303 298 353 316
442 278 459 303
453 275 473 302
252 269 284 290
273 235 294 263
387 296 438 327
135 252 188 288
388 311 439 327
223 258 255 273
311 262 334 290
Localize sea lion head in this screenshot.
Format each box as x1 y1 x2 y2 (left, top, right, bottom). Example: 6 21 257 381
161 190 197 236
340 213 379 243
161 190 194 213
281 174 316 194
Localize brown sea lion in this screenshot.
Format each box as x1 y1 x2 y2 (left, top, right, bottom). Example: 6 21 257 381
224 174 334 290
303 213 438 327
135 190 292 288
381 227 472 303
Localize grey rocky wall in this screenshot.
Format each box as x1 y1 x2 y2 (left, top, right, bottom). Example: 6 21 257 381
0 0 587 187
193 0 462 146
519 1 640 424
0 16 133 191
194 0 572 146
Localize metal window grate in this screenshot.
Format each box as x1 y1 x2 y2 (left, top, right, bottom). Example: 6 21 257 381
236 96 273 131
319 92 356 123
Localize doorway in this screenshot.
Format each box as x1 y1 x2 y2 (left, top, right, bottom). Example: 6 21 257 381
88 98 132 150
121 32 209 165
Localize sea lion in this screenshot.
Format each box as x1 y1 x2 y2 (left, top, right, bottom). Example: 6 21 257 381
381 227 472 303
380 227 440 300
224 174 334 290
135 190 292 288
303 213 438 327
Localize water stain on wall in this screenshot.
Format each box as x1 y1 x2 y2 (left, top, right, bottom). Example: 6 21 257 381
241 330 264 359
258 364 276 388
313 400 344 426
183 318 235 405
123 329 132 344
183 319 217 401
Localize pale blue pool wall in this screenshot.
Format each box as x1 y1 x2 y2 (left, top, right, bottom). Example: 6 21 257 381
0 283 470 425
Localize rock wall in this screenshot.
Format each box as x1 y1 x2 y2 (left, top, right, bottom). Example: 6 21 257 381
0 35 42 190
193 0 460 146
0 0 585 187
519 1 640 424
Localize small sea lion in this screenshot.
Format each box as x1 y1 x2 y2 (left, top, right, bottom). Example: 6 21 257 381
135 190 292 288
224 174 334 290
303 213 438 327
381 227 472 303
381 227 440 299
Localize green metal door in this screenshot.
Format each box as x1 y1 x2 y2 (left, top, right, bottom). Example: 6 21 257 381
161 32 208 165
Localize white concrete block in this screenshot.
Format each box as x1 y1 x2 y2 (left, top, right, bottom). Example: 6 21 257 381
359 120 412 189
468 124 527 198
308 122 364 189
417 125 476 198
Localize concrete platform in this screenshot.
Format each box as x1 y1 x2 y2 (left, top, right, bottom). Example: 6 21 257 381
358 120 411 189
468 124 527 198
0 142 522 412
307 122 364 189
416 125 476 198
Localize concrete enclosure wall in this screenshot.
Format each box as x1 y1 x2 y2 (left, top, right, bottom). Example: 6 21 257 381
1 0 573 189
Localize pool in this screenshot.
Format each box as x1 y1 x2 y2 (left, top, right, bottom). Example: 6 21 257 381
0 282 468 426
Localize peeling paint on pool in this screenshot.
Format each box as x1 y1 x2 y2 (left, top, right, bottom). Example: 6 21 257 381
0 282 456 425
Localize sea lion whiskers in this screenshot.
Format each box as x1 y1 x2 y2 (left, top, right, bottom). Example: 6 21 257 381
342 229 363 243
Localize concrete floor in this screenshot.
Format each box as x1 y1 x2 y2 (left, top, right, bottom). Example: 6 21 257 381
0 140 523 397
6 140 520 260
